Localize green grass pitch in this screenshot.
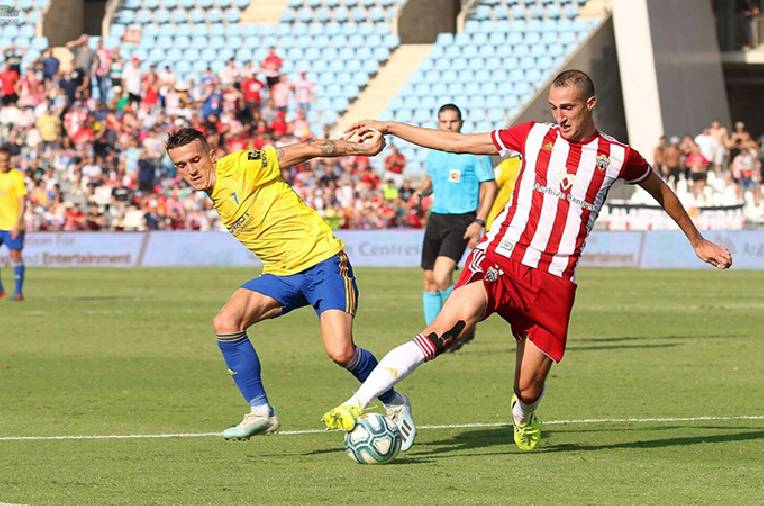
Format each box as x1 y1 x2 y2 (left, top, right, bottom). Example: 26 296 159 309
1 267 762 503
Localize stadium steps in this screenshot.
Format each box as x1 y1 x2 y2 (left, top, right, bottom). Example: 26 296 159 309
333 43 432 136
578 0 611 19
241 0 288 24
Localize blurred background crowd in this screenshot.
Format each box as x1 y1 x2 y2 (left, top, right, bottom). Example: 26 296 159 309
1 32 763 233
1 38 427 232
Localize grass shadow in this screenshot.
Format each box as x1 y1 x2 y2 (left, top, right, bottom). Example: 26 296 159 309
405 425 764 458
574 335 745 343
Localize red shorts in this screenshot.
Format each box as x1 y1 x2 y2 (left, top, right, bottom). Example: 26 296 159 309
456 249 577 362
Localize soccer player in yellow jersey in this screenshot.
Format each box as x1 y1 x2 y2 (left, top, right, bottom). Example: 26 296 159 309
166 128 416 447
0 147 28 301
484 155 521 230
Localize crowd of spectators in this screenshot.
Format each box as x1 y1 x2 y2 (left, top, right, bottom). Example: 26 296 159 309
652 119 764 209
0 37 427 232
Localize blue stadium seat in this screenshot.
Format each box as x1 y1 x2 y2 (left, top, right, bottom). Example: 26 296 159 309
174 35 191 49
166 47 183 60
207 8 223 22
472 32 488 45
136 9 151 23
506 31 523 45
525 31 541 44
373 46 388 60
209 36 225 49
156 35 172 48
190 8 204 22
489 32 505 45
436 32 453 45
225 8 241 22
118 10 135 23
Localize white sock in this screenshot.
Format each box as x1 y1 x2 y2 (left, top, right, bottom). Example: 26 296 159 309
512 384 546 425
347 339 426 408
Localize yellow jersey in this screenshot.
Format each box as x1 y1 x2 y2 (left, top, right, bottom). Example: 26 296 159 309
485 156 521 230
211 147 343 275
0 168 27 231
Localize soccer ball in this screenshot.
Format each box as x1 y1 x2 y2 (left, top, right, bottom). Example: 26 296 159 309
344 412 402 465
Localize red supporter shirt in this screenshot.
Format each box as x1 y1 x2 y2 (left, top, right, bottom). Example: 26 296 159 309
241 77 264 103
262 55 283 77
385 153 406 174
485 121 652 279
1 69 19 95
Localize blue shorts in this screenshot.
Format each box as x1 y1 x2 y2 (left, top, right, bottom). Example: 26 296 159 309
0 230 24 251
242 251 359 318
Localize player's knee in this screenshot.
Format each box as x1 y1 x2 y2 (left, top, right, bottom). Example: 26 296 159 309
326 343 355 366
432 271 453 290
212 310 243 334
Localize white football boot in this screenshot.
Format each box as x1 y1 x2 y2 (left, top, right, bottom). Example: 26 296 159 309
222 404 280 440
384 392 416 451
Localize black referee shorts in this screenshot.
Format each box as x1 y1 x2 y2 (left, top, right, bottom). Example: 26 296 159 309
421 212 475 269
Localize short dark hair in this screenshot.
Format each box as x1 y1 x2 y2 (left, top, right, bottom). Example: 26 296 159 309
0 146 9 156
438 103 462 121
165 128 208 151
552 69 595 98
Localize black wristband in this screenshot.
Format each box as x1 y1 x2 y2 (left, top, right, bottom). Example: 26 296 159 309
474 219 486 227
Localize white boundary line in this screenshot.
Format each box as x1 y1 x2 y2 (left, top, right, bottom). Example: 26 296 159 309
1 416 762 441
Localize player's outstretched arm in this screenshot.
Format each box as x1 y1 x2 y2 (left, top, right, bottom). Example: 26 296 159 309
639 171 732 269
275 130 386 168
346 120 497 155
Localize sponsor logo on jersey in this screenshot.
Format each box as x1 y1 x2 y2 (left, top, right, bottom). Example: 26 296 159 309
231 192 239 205
228 211 253 237
559 173 576 192
533 181 596 211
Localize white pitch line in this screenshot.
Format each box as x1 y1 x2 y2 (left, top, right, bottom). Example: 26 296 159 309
0 416 762 441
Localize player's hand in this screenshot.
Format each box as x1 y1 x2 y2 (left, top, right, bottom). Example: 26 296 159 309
345 119 388 137
353 128 386 156
693 238 732 269
10 227 20 240
463 222 482 249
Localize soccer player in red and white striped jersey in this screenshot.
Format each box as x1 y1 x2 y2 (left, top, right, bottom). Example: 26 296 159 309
323 69 732 450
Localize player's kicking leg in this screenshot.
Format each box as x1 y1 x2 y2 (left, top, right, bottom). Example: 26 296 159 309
214 288 283 440
510 336 552 450
322 281 488 442
320 308 416 450
311 252 415 449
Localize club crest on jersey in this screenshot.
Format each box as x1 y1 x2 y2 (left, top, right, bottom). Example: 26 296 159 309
542 141 554 151
485 266 503 283
247 150 262 160
595 154 610 172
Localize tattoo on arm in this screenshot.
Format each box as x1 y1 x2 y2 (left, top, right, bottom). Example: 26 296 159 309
276 147 286 159
318 140 339 157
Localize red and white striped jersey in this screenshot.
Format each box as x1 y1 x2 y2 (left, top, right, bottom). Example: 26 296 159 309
484 121 651 279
